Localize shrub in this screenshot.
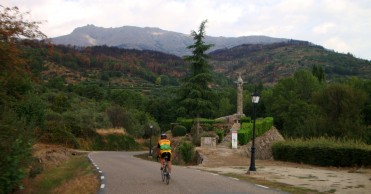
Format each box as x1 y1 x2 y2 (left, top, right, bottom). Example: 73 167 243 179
178 141 195 164
176 118 192 131
240 116 251 124
172 125 187 137
214 128 224 143
39 121 80 148
272 137 371 167
237 130 249 145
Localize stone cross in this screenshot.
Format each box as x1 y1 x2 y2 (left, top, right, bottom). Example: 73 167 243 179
235 72 246 116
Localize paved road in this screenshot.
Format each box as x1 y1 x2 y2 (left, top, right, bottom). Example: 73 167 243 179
89 151 286 194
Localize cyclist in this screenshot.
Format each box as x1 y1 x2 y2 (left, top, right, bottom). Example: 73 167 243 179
157 133 172 175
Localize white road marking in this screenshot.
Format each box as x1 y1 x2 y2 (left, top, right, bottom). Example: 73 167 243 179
256 184 269 189
101 176 105 180
100 184 105 189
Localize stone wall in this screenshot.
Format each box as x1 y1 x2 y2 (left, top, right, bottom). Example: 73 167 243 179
201 137 217 148
239 127 284 160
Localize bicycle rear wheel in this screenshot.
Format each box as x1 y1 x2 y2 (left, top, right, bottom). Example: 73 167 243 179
161 168 165 182
165 173 170 184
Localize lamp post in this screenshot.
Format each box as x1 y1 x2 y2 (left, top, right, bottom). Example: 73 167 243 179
149 124 153 156
248 90 260 173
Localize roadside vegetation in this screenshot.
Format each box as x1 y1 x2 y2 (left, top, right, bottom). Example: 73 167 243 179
1 5 371 193
16 154 98 194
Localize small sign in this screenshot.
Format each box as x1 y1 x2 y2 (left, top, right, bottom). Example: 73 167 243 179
232 131 238 149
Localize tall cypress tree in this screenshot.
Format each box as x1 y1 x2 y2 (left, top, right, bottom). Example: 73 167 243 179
178 20 215 135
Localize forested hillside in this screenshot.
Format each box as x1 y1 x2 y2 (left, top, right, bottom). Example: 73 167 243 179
209 40 371 85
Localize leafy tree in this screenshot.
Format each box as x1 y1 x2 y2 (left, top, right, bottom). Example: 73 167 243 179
312 64 325 83
147 96 178 130
178 20 215 135
106 105 127 128
264 70 321 136
109 89 148 111
313 84 368 139
0 5 46 193
217 97 234 117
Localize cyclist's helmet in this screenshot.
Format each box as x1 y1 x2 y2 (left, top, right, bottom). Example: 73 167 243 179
161 133 167 139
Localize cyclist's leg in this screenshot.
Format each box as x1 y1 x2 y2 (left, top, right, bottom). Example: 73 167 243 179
160 153 165 169
167 153 172 173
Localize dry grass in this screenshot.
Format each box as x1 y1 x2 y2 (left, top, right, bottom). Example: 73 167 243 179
52 173 98 194
16 144 99 194
21 155 99 194
96 128 126 135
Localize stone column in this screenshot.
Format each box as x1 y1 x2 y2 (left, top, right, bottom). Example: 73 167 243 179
236 73 244 115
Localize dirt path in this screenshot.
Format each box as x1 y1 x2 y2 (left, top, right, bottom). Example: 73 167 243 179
193 146 371 194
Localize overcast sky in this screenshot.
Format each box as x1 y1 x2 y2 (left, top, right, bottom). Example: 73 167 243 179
3 0 371 60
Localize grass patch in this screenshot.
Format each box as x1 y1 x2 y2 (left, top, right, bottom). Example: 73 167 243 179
326 189 336 193
296 174 318 179
22 155 98 194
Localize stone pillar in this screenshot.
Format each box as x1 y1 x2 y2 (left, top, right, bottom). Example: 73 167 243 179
236 73 244 116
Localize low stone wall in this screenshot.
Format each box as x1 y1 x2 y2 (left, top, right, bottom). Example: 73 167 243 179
239 127 284 160
201 137 216 148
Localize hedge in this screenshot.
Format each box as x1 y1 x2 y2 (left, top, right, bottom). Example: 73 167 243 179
176 118 216 132
272 137 371 167
240 116 251 124
238 117 274 145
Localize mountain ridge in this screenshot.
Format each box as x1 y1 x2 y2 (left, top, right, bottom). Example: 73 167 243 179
51 24 289 56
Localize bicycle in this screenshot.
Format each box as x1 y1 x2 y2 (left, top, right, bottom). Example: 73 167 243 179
161 156 170 184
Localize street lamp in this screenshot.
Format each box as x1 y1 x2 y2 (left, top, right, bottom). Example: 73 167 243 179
248 89 260 173
149 124 153 156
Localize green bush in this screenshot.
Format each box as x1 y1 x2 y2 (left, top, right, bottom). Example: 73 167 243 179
178 141 195 164
39 121 80 148
176 118 193 131
240 116 252 124
238 117 274 145
237 130 248 145
272 137 371 167
172 125 187 137
214 128 224 143
239 123 253 145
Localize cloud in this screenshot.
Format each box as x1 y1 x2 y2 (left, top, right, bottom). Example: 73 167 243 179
2 0 371 60
312 23 336 34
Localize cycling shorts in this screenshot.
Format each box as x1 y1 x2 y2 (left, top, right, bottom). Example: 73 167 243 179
161 152 171 161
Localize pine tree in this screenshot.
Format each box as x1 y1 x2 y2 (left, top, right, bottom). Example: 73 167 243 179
178 20 215 135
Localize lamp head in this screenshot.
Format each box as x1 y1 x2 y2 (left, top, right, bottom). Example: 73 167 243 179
251 91 260 104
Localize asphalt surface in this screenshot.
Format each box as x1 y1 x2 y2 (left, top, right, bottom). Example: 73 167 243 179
89 151 287 194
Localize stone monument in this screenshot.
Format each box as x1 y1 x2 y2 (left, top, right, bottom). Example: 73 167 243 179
215 73 246 124
235 72 245 118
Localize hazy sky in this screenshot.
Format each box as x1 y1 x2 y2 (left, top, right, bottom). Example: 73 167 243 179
3 0 371 60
